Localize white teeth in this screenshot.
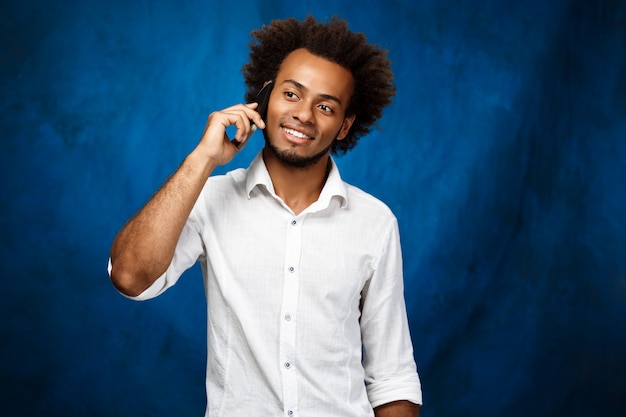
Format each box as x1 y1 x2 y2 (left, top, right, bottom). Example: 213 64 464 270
283 127 310 139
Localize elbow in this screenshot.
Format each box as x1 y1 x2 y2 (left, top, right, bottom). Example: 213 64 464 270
109 262 152 298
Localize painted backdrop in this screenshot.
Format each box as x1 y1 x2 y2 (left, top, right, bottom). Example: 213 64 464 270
2 0 625 416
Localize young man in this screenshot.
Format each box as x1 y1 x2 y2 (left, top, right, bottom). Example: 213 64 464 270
109 15 422 417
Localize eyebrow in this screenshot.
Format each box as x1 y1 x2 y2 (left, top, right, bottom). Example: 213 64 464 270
282 79 344 107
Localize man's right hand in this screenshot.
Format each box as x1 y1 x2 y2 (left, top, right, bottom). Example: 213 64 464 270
195 102 266 167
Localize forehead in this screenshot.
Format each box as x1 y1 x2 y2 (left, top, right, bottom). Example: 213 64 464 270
276 48 354 103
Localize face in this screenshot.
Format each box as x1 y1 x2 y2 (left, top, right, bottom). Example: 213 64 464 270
263 48 355 168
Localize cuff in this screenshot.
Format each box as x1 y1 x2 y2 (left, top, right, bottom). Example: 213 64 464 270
367 373 423 408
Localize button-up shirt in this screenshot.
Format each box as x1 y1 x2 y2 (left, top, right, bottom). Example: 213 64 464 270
119 152 422 416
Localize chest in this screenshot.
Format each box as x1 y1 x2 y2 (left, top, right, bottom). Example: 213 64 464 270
201 200 381 309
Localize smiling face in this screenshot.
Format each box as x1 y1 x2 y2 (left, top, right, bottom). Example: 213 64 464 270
263 48 356 168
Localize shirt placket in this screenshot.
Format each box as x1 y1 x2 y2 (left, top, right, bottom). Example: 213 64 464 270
279 214 303 417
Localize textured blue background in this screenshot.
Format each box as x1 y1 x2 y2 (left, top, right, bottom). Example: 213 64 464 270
2 1 626 416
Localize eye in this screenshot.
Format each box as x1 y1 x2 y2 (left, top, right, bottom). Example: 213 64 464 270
318 104 334 114
284 91 299 100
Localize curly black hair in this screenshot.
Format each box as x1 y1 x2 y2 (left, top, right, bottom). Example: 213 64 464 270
242 15 396 154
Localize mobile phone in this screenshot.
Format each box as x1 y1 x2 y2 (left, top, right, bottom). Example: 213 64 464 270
234 81 273 148
253 80 273 122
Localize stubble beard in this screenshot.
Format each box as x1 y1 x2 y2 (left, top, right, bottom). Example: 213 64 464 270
263 129 334 169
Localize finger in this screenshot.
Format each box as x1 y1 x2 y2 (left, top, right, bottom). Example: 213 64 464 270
224 102 266 130
204 104 264 152
222 110 254 143
247 102 266 129
232 125 257 150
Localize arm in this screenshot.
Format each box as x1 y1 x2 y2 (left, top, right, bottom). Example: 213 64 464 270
374 400 420 417
109 103 264 296
361 220 423 409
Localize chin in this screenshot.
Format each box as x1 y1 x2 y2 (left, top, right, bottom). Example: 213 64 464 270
264 131 331 169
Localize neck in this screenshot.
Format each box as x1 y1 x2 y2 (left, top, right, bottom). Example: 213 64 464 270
263 147 331 215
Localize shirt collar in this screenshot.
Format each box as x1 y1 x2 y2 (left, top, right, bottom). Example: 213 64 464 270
246 151 348 210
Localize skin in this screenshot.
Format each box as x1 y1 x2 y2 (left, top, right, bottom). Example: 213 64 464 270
375 400 420 417
109 47 419 416
261 48 355 214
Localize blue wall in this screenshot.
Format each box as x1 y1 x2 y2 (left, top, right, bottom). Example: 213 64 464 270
2 1 625 416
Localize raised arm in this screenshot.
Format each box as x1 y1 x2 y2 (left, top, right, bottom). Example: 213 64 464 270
109 103 264 296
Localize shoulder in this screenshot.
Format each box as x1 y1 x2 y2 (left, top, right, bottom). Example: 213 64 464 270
203 167 247 193
190 167 248 215
343 182 397 225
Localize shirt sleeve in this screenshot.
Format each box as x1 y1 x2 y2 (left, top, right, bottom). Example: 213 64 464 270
360 218 423 407
108 217 204 301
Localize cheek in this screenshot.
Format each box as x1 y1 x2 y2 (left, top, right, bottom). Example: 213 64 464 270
266 99 283 127
267 91 284 116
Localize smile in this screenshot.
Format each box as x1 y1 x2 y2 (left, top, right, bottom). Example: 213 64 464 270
282 127 313 140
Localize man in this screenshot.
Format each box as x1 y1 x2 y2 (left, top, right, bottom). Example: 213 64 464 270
109 15 422 417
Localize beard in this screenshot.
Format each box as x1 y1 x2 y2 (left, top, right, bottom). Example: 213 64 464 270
263 129 335 169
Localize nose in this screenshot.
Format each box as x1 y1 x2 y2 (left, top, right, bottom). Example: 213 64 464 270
292 101 314 125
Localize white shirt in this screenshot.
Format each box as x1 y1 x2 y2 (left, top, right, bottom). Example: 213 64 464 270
116 152 422 416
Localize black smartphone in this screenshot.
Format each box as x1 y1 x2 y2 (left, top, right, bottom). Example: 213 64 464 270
234 81 273 148
253 80 273 122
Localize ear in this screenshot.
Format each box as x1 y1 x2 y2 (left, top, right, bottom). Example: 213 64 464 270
336 114 356 141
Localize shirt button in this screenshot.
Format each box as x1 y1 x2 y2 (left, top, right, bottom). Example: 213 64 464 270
287 411 294 416
284 313 292 321
291 220 297 225
284 362 292 369
288 266 295 272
